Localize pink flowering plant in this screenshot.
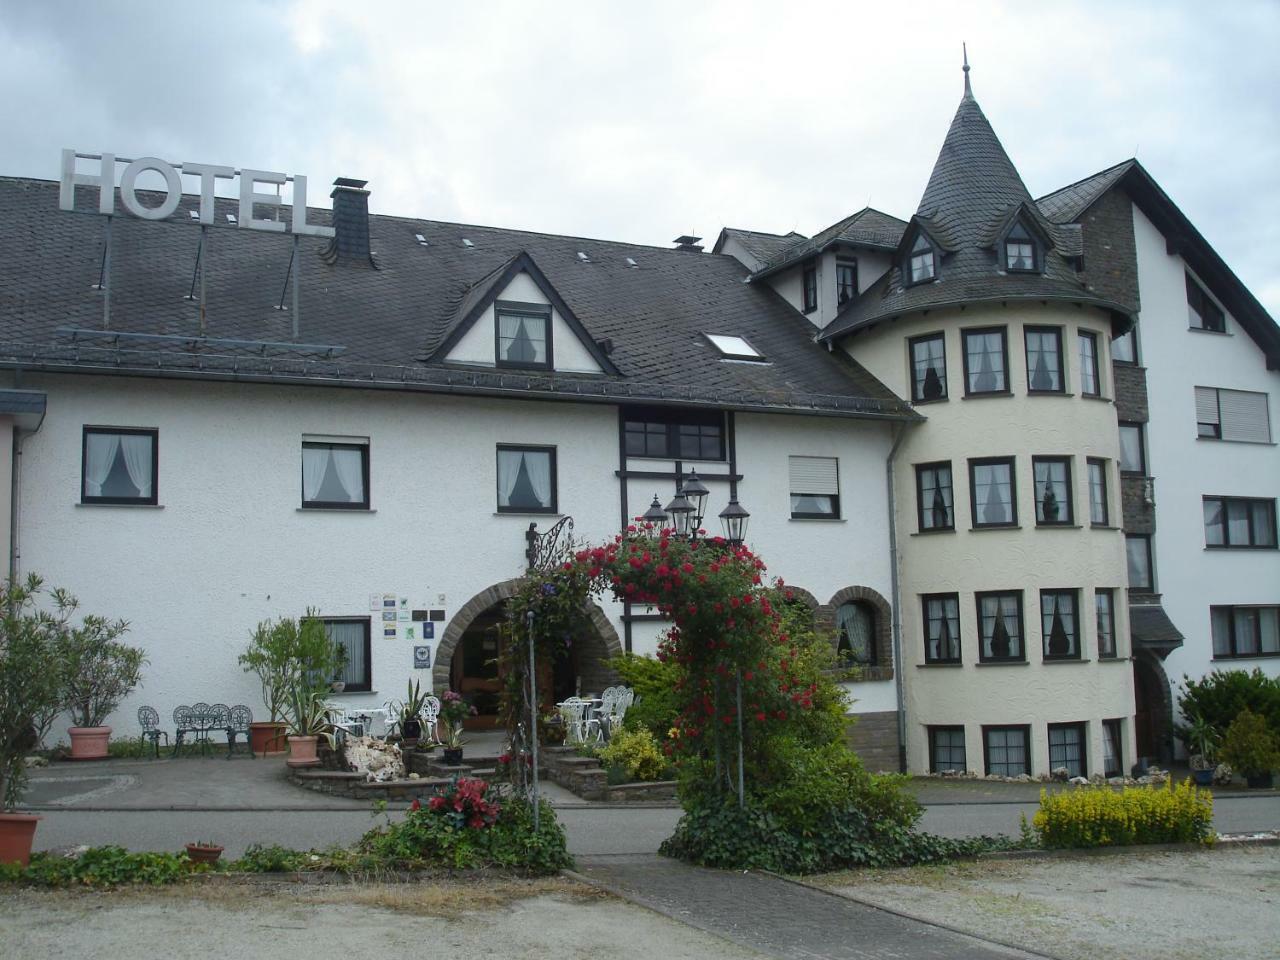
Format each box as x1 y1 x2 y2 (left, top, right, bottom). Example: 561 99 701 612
439 689 476 730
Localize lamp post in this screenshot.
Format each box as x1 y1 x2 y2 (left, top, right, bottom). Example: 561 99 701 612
641 494 669 526
718 498 750 546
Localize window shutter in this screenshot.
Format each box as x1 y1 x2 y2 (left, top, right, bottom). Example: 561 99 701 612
1195 387 1220 427
789 456 839 495
1219 389 1272 443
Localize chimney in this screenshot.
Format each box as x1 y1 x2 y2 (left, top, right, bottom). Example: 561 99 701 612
673 234 704 253
322 177 376 267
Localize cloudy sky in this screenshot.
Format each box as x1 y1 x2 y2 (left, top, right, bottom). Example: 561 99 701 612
2 1 1277 313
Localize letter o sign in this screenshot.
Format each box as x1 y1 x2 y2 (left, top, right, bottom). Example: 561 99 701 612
119 157 182 221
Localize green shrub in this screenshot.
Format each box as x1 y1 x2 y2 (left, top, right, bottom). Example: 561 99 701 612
1177 669 1280 746
598 728 668 782
1033 780 1214 849
234 843 311 873
358 783 571 874
1 846 193 888
1219 709 1280 777
606 653 680 741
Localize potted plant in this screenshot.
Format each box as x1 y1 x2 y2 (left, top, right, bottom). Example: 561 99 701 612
59 609 143 760
0 575 73 866
390 678 430 743
1219 709 1280 789
282 680 335 768
1185 713 1219 787
184 840 224 865
239 613 342 756
439 690 475 764
329 644 349 694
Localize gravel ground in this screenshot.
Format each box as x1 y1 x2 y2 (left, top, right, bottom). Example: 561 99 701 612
814 845 1280 960
0 878 763 960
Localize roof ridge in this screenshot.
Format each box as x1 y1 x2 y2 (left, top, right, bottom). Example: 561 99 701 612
1034 158 1137 204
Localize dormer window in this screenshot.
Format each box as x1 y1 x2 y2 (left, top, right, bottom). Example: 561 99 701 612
907 234 936 285
495 302 552 370
1004 222 1037 272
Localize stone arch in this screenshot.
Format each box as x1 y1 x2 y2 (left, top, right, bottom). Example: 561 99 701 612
822 585 894 681
779 585 821 612
432 578 623 694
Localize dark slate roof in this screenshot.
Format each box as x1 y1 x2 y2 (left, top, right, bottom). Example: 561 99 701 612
1037 159 1280 369
0 177 915 420
748 208 908 281
712 227 807 267
819 90 1132 342
1129 602 1185 657
1035 160 1134 223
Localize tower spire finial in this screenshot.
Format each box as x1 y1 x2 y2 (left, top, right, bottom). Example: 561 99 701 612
962 42 972 97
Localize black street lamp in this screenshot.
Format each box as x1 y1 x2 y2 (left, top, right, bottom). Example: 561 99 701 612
641 494 669 525
663 489 696 537
718 498 750 546
680 471 710 533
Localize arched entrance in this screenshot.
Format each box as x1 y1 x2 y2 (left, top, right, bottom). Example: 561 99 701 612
433 579 624 726
1133 652 1174 767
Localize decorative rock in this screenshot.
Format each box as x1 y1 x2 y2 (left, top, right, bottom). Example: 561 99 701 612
23 755 48 768
1051 766 1070 782
1213 763 1233 785
343 736 405 783
1068 776 1089 785
408 772 420 780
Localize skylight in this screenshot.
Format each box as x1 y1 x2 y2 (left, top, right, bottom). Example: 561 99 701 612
705 334 764 360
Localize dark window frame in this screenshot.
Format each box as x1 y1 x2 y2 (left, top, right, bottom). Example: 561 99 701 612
1078 330 1101 397
908 332 948 403
928 725 968 774
789 455 841 520
922 592 962 664
622 406 726 462
1024 326 1066 394
494 300 554 371
1118 422 1146 475
1040 588 1082 661
322 616 372 692
80 426 159 506
1047 721 1088 778
968 456 1018 529
1096 588 1118 659
1203 496 1277 549
1186 272 1225 332
961 326 1010 396
1087 458 1109 526
301 440 370 511
495 443 559 515
802 261 818 313
906 233 938 286
836 259 859 305
983 724 1032 777
1003 221 1039 273
1032 456 1074 527
1126 534 1154 592
915 461 955 532
1211 604 1280 659
976 590 1026 663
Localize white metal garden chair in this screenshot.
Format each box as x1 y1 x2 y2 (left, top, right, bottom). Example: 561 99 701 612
557 697 592 744
421 695 442 744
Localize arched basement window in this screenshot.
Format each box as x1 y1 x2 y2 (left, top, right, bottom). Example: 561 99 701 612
835 601 876 666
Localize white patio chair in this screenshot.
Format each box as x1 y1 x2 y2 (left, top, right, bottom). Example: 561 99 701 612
557 697 591 744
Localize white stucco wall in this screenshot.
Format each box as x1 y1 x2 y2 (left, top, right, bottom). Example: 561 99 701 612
764 250 893 331
445 270 603 374
1131 205 1280 704
844 303 1136 775
19 374 899 740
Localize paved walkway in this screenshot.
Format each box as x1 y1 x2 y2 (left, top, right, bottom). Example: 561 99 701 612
574 855 1048 960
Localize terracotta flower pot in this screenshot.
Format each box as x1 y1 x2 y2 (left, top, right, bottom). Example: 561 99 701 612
0 812 42 867
285 734 321 767
68 726 111 760
184 843 224 865
249 722 288 757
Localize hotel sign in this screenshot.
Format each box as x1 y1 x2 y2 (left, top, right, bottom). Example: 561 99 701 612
59 149 335 237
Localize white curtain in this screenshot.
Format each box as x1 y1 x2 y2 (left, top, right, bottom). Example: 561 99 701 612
525 453 551 508
836 603 872 664
326 621 365 687
83 433 121 497
119 435 153 498
331 447 365 503
497 450 520 507
302 446 328 502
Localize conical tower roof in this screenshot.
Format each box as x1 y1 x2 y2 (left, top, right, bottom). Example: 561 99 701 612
821 63 1133 342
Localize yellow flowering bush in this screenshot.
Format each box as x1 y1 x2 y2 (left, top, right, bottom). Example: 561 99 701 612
1033 779 1214 849
598 727 669 782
